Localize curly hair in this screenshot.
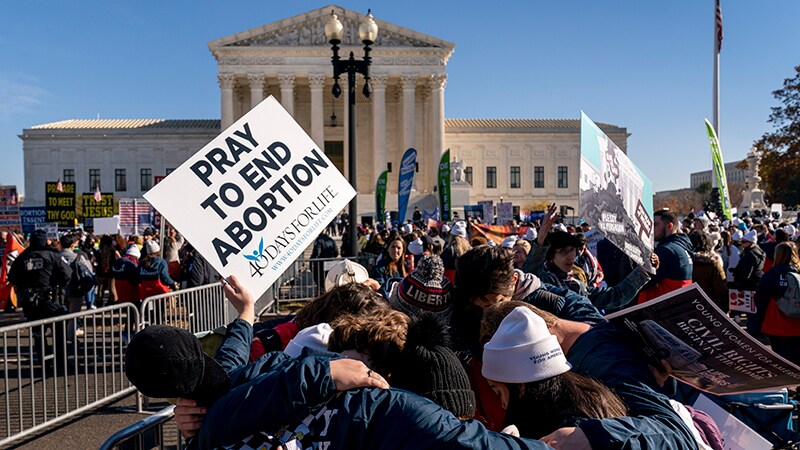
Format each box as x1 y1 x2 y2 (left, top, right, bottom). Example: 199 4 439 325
294 283 389 330
328 310 410 378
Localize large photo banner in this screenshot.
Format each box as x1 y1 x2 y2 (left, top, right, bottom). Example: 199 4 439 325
438 149 451 221
0 186 21 233
46 181 76 228
397 148 416 224
144 96 356 300
606 284 800 395
580 112 654 271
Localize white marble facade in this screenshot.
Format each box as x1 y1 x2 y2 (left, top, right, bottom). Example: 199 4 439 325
22 5 628 217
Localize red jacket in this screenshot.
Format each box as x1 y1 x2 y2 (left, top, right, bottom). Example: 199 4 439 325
755 264 800 337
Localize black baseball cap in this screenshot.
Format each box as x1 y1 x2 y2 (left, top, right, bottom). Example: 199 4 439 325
125 325 230 405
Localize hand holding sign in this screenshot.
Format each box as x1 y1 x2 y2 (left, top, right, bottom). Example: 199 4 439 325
144 96 356 300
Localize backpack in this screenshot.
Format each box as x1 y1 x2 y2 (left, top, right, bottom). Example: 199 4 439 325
776 272 800 319
67 256 96 297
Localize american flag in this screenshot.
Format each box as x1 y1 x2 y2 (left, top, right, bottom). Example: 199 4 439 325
715 0 723 53
119 198 153 236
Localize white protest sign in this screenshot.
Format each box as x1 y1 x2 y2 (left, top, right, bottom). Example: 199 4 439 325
144 96 356 299
729 289 757 314
93 216 120 235
43 222 59 240
693 394 772 450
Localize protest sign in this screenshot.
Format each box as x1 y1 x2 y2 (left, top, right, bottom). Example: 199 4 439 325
693 395 772 450
152 175 167 227
496 202 514 225
397 148 416 224
582 227 604 259
82 192 115 230
463 205 482 220
478 200 493 224
119 198 152 236
375 170 387 221
729 289 757 314
705 119 733 220
0 186 21 233
43 223 58 240
94 216 121 236
45 181 76 228
606 284 800 394
20 206 46 235
580 112 654 271
144 96 356 300
438 149 451 221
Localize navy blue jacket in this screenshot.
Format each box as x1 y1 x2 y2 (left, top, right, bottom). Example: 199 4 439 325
568 322 698 449
138 256 174 285
648 233 694 286
195 318 552 449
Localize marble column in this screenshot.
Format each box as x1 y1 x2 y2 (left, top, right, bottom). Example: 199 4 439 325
218 73 236 130
429 74 447 191
247 73 266 110
278 73 295 116
308 73 327 148
371 74 388 190
400 74 417 154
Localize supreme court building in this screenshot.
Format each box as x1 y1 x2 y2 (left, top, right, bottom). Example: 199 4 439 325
22 5 629 218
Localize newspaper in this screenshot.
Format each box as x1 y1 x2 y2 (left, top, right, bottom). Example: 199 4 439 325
606 284 800 394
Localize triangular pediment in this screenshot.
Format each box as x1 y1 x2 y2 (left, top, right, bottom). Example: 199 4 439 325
209 5 455 50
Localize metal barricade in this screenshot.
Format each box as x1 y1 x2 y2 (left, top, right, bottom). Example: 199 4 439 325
271 255 378 308
140 284 228 334
0 302 139 447
99 405 184 450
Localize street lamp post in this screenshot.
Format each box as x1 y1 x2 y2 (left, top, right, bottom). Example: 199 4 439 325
325 10 378 257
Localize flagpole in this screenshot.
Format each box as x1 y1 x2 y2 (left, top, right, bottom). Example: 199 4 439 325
711 0 721 189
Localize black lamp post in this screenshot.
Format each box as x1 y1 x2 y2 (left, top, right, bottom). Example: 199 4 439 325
325 9 378 257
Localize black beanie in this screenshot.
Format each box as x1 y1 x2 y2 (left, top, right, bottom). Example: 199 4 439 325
391 314 475 418
30 229 48 248
545 231 582 260
125 325 230 406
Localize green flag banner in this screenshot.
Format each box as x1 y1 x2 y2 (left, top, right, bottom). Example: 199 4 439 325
375 170 388 221
705 119 732 220
438 149 451 221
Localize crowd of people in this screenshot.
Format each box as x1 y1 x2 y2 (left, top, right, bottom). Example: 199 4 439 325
2 201 799 449
0 226 217 361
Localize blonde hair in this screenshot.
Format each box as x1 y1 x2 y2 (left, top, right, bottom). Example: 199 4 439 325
514 240 531 255
774 242 800 268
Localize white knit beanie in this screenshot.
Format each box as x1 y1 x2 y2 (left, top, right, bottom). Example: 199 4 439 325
408 238 425 256
482 307 571 383
524 228 537 241
501 235 518 248
742 229 757 244
731 230 743 242
450 221 467 238
284 323 333 358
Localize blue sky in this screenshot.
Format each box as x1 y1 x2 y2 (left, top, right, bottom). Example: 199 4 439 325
1 1 798 194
